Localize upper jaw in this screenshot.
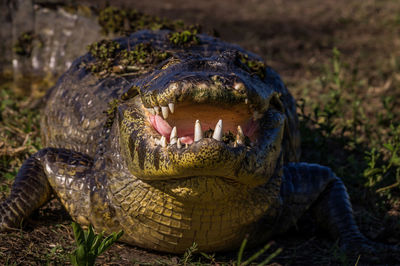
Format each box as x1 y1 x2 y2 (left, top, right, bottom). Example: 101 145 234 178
138 64 274 112
136 72 279 145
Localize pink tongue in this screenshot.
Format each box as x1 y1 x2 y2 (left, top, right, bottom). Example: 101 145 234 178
150 115 172 137
149 115 194 144
180 136 193 144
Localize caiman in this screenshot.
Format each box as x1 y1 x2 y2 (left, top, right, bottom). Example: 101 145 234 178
0 30 396 254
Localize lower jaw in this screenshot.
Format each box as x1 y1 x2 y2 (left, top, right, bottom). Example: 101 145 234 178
130 131 278 182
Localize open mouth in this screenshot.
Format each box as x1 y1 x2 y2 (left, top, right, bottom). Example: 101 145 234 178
118 65 286 185
146 101 261 147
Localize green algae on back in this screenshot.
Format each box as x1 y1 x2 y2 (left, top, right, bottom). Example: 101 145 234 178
83 40 172 77
83 40 121 75
119 43 171 69
168 29 200 46
238 52 267 79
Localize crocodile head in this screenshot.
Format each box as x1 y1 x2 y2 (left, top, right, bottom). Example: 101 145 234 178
117 50 287 199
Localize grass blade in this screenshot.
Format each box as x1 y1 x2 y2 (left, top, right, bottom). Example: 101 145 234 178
237 236 248 265
71 222 85 247
258 247 282 266
241 242 272 266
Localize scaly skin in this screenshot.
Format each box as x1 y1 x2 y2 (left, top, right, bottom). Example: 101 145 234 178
0 30 397 254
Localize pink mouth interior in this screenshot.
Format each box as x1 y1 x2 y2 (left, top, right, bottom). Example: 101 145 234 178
148 103 259 144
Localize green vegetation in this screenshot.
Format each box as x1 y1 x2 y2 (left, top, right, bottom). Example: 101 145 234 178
238 53 266 79
364 124 400 194
13 31 44 57
70 222 123 266
178 238 282 265
236 237 282 266
168 29 199 46
98 6 199 36
0 87 41 194
119 43 171 68
84 40 121 75
83 40 172 77
13 32 35 57
180 242 198 265
299 47 400 208
86 6 204 77
87 40 121 60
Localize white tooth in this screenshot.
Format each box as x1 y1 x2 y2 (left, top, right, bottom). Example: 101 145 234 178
194 120 203 142
168 103 175 114
170 127 177 145
154 106 160 115
177 138 182 149
161 106 169 119
147 108 155 115
212 119 223 141
236 125 245 145
160 136 167 147
234 82 245 91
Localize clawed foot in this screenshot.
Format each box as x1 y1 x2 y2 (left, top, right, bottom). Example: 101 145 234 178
340 235 400 261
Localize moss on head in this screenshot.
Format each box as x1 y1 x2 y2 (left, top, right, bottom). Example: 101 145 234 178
82 40 172 77
238 53 266 79
119 43 171 67
87 40 121 60
168 29 200 46
83 40 121 75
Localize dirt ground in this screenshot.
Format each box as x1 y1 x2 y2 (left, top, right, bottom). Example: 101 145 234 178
1 0 400 265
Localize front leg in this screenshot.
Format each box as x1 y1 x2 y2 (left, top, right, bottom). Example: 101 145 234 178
0 155 52 230
280 162 399 254
0 148 93 230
